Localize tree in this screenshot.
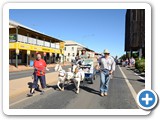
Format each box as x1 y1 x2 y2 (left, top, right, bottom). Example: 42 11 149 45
119 54 126 60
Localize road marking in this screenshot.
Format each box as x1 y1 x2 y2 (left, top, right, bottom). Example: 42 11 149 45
10 95 32 107
118 66 140 108
9 87 54 107
134 72 145 80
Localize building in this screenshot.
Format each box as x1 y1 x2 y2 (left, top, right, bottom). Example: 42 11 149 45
64 41 95 62
125 9 145 58
85 48 95 58
9 20 65 67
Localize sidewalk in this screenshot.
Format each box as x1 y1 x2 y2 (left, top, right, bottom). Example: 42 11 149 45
10 71 59 99
9 59 97 98
9 62 71 72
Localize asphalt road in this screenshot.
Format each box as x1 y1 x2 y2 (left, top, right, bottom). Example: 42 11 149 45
10 65 145 109
9 65 70 80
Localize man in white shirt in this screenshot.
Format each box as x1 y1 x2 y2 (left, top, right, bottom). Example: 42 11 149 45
96 49 115 97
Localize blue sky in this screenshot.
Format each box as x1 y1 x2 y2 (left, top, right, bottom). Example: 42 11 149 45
10 9 126 58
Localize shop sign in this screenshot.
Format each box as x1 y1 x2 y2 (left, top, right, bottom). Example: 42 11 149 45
42 48 50 52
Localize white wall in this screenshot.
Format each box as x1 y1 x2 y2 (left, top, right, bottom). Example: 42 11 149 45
64 45 78 62
64 44 95 62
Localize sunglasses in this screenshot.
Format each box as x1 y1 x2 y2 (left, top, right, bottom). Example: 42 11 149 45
104 53 110 55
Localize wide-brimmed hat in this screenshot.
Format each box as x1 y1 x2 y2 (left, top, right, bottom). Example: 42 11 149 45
103 49 110 54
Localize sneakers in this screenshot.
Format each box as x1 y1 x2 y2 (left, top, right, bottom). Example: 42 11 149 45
100 92 104 97
40 91 44 95
27 93 33 97
100 92 108 97
27 90 44 96
104 92 108 96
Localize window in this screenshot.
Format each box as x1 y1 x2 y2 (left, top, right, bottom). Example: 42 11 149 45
68 53 70 56
73 53 75 57
72 47 74 51
64 47 66 51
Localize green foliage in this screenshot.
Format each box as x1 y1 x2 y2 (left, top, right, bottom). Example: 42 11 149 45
9 34 16 40
126 52 130 58
119 54 126 60
132 52 138 58
135 58 145 73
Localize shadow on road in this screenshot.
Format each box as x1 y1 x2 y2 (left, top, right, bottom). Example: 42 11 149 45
46 81 100 95
113 76 145 83
126 67 145 78
137 79 145 83
46 83 76 93
46 84 57 90
80 86 100 95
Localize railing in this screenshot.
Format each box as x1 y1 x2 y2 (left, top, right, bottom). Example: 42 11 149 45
55 43 60 49
10 34 60 49
44 41 50 47
37 39 43 46
51 43 56 48
28 37 36 45
17 34 27 43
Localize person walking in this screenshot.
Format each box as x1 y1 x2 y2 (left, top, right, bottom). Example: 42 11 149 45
130 57 135 67
96 49 115 97
27 53 49 97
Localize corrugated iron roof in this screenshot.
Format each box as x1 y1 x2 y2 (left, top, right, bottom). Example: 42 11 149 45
9 20 64 42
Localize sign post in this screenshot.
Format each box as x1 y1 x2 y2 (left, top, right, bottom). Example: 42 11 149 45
15 49 19 68
27 50 30 66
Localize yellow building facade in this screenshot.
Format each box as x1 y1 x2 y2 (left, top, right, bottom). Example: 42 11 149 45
9 20 64 67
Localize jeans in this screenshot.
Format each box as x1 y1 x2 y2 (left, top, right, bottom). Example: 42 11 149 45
93 69 99 79
100 69 110 93
32 75 46 89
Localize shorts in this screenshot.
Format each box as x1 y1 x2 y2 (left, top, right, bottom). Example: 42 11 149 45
32 74 46 89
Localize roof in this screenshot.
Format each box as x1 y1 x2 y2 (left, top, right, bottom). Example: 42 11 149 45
9 20 64 43
85 47 94 52
64 40 86 48
65 40 94 52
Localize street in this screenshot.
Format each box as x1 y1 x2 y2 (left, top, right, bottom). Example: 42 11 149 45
9 65 70 80
10 65 145 109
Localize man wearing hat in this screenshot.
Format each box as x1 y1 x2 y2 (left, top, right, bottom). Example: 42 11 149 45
80 48 88 60
96 49 115 96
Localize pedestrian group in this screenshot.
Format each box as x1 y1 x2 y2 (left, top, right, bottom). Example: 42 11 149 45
27 49 116 97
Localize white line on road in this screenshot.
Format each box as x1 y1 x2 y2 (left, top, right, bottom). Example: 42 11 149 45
9 87 53 107
134 72 145 80
10 95 32 107
118 66 140 108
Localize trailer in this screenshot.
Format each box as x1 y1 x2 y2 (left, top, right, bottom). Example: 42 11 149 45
80 59 94 84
